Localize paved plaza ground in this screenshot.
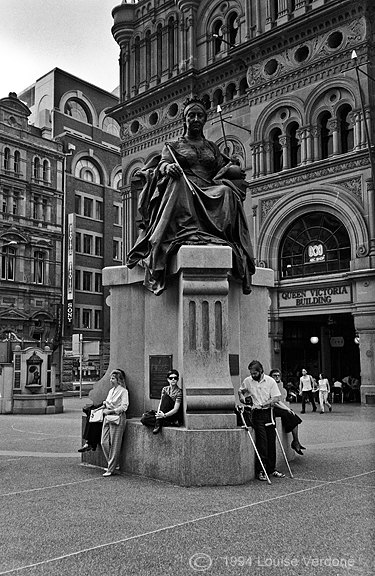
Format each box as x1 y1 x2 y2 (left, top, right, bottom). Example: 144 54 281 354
0 397 374 576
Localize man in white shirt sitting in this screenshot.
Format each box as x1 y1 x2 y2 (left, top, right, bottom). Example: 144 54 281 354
239 360 285 482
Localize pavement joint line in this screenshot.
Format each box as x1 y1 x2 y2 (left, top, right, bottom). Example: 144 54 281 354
0 477 102 498
0 469 374 575
0 451 80 458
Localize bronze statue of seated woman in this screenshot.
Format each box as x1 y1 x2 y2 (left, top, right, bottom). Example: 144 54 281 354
127 95 255 296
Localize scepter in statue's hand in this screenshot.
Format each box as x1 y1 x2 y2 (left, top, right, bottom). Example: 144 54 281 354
165 142 196 195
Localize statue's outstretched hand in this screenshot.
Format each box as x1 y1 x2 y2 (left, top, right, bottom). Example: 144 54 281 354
166 163 183 178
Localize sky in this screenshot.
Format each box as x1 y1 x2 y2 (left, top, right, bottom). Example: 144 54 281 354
0 0 121 96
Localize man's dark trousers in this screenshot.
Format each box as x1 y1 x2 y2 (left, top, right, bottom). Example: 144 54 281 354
252 409 276 474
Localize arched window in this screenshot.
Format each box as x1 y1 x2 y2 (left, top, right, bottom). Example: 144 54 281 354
1 245 16 281
33 157 41 179
288 122 300 168
75 159 102 184
239 77 248 95
202 94 211 110
213 89 224 107
213 20 223 55
113 171 122 189
279 212 351 279
270 128 283 173
34 251 45 284
168 17 175 75
226 83 236 101
338 105 354 154
42 159 50 182
228 12 238 47
4 147 10 170
14 150 20 173
319 112 332 159
64 99 91 124
102 116 120 137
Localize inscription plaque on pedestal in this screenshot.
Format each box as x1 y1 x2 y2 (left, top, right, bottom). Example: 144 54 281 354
149 355 172 399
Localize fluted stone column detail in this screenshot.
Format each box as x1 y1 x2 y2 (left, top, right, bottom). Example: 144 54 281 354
172 246 237 429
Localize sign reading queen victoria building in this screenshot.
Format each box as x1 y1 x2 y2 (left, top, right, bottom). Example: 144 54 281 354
279 285 352 308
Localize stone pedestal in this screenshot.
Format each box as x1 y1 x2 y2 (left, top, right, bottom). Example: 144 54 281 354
85 246 293 485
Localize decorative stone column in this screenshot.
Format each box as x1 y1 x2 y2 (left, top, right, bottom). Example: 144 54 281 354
171 246 237 429
352 271 375 404
111 2 135 101
176 0 200 70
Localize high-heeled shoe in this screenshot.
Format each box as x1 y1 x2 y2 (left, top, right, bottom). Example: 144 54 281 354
291 441 303 455
299 444 306 450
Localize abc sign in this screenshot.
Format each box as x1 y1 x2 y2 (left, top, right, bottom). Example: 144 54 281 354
308 244 324 258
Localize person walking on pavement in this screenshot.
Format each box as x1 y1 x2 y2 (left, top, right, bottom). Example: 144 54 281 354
299 368 317 414
318 373 332 413
239 360 285 481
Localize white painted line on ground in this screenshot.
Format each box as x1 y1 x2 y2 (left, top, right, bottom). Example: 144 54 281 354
0 451 79 458
0 469 374 574
0 477 101 498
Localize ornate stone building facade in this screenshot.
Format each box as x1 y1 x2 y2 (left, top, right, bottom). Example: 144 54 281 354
0 92 64 356
109 0 375 403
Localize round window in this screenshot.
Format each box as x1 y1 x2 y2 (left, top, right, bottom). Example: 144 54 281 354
130 120 140 134
149 112 158 126
294 46 309 63
264 59 279 76
168 103 178 118
327 31 343 49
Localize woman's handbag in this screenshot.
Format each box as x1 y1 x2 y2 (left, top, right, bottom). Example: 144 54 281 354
89 408 104 423
106 414 120 425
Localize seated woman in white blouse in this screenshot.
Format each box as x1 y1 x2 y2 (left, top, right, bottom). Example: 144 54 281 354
101 368 129 477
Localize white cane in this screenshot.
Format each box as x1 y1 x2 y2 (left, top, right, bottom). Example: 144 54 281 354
237 405 272 485
268 407 294 478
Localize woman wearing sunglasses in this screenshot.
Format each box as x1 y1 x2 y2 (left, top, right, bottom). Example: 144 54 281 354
153 370 183 434
141 369 183 434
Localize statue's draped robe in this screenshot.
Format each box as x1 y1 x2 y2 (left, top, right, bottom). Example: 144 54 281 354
127 138 256 295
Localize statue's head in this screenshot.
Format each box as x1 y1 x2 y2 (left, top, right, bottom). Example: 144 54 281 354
182 95 208 134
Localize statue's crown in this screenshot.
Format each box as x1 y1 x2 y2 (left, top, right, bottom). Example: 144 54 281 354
183 94 206 110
